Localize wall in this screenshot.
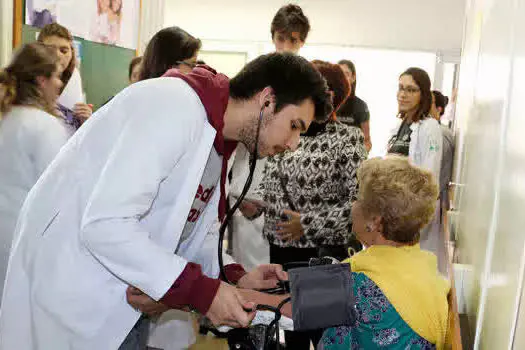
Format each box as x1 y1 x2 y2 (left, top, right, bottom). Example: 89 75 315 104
452 0 525 347
138 0 166 54
164 0 466 52
0 0 13 66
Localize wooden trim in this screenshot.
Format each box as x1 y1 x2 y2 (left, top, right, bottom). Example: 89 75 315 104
444 206 463 349
13 0 24 48
135 0 143 56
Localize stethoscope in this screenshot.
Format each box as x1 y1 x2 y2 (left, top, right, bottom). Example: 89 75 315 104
215 100 291 349
218 100 269 283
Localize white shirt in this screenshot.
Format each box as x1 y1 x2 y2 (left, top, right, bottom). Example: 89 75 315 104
0 106 72 301
58 68 85 110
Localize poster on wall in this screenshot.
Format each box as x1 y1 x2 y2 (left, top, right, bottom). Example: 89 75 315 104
25 0 140 49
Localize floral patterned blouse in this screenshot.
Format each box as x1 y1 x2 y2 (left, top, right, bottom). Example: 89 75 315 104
319 272 436 350
260 122 367 248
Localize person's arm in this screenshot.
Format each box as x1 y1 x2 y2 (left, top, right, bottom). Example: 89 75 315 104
357 100 371 152
360 120 372 152
80 80 210 308
418 119 443 187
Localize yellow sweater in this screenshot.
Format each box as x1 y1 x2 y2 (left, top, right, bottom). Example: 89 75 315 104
344 244 450 349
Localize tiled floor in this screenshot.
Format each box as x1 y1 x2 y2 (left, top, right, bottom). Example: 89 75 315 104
189 334 229 350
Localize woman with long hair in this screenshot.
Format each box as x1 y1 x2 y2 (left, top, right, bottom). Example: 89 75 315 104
37 23 92 129
0 42 73 299
338 59 372 151
139 26 201 81
387 67 445 272
259 60 367 350
122 26 202 350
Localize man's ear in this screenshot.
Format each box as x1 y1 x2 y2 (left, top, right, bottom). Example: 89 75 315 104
258 86 275 109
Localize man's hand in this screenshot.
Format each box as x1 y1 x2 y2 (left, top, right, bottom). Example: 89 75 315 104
126 286 170 317
237 264 288 290
237 289 292 319
206 282 255 327
276 210 304 241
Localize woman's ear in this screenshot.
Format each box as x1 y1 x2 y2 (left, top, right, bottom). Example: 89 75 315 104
35 76 47 90
370 215 383 234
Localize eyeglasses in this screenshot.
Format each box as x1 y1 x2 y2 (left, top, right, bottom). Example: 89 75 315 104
175 60 197 69
398 85 420 95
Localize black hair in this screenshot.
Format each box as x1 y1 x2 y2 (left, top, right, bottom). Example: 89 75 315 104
128 56 142 80
229 52 332 122
338 59 357 96
140 27 201 80
400 67 432 122
271 4 310 41
432 90 449 116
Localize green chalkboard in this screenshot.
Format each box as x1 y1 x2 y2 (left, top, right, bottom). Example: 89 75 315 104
21 25 135 110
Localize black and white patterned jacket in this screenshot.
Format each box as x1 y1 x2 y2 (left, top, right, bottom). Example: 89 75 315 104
260 121 367 248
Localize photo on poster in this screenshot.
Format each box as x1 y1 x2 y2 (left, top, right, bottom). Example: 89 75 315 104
89 0 140 49
26 0 139 49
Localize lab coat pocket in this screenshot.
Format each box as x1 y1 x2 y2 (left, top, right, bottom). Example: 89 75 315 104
31 211 122 339
40 211 60 236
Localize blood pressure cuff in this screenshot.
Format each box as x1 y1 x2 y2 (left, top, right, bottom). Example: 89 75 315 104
289 263 356 331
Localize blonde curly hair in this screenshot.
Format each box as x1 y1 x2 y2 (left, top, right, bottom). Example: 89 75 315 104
357 156 438 243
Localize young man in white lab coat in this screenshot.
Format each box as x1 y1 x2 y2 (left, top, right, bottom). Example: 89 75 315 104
0 52 332 350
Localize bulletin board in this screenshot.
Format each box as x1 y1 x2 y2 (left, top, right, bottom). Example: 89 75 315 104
14 0 138 110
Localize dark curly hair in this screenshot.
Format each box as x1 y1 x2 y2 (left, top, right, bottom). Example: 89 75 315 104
230 53 332 122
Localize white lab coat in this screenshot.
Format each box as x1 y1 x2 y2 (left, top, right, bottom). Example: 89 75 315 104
0 78 224 350
389 117 443 186
0 106 72 303
229 144 270 270
388 117 445 272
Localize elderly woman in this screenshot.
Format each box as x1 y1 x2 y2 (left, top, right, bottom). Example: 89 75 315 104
319 156 450 349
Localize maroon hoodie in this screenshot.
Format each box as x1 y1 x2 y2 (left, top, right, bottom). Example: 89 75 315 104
158 66 246 315
163 66 237 221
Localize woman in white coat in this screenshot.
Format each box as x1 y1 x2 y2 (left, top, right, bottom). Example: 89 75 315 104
387 67 444 272
37 23 92 128
0 42 73 301
129 26 202 350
